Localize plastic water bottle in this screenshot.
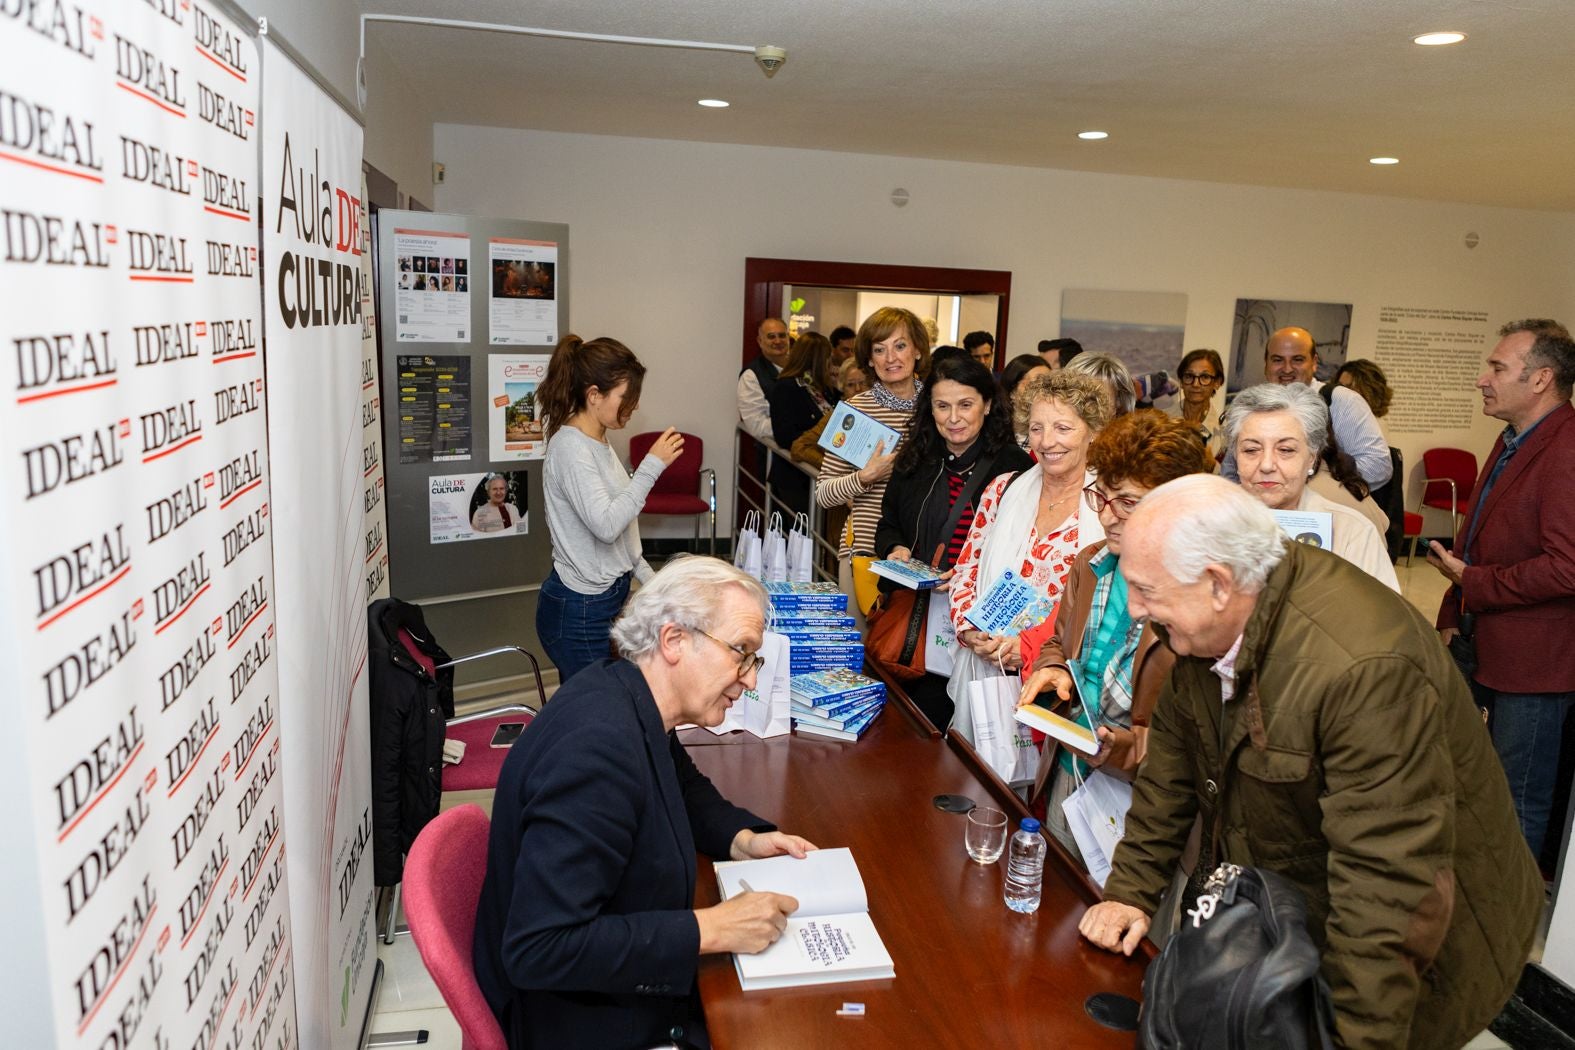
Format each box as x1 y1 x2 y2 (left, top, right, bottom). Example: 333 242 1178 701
1004 818 1047 913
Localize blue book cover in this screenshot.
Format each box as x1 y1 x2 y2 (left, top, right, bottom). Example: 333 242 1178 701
868 559 944 590
963 569 1041 635
791 695 884 730
795 701 885 742
770 613 857 630
816 401 902 469
790 656 866 673
766 582 851 612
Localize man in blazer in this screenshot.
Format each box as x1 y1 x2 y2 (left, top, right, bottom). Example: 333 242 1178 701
1431 318 1575 858
473 558 815 1049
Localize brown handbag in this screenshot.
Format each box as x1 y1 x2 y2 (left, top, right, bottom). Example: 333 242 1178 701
867 462 1002 682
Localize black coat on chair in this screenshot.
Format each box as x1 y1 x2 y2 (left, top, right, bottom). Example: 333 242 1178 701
368 597 455 886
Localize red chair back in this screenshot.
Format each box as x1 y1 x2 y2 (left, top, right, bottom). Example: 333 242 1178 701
628 431 703 496
403 804 506 1050
1421 447 1478 511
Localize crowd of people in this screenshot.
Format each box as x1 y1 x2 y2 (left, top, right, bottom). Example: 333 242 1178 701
472 310 1574 1049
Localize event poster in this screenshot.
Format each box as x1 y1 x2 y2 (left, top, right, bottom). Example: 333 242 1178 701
488 354 551 461
429 472 530 543
360 175 391 601
396 354 473 462
261 38 376 1050
489 237 559 345
394 228 470 341
0 4 299 1048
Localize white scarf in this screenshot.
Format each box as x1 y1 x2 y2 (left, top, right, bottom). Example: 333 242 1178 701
946 467 1104 742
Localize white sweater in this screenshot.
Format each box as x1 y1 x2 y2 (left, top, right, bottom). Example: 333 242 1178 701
543 426 665 593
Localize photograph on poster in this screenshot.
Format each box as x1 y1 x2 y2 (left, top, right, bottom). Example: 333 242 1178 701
394 228 472 342
1228 297 1353 393
490 238 560 345
488 354 552 460
1060 289 1189 410
430 470 530 543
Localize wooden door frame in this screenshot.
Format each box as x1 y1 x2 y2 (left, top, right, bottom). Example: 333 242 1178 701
742 258 1013 367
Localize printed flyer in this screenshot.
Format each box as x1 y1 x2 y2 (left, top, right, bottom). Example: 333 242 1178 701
394 228 471 341
489 238 558 345
488 354 551 461
429 471 530 543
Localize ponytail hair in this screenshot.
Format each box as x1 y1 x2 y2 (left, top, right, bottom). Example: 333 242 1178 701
538 334 646 438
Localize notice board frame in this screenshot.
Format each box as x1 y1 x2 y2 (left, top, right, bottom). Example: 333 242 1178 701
373 209 569 602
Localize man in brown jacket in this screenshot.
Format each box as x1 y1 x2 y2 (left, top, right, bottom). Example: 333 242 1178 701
1081 474 1539 1050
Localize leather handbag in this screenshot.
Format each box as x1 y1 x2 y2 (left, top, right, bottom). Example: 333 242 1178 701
1139 863 1336 1050
867 462 998 682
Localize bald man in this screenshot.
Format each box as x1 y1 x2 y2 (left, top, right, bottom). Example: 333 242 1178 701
737 317 792 446
1223 327 1391 488
1081 474 1536 1050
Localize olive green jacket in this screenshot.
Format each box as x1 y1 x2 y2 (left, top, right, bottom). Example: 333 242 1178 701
1103 542 1539 1050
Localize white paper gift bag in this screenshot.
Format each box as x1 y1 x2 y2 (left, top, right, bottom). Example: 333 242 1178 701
738 631 791 738
923 590 957 677
1062 769 1134 888
787 513 814 583
969 674 1040 786
736 510 764 579
762 512 788 583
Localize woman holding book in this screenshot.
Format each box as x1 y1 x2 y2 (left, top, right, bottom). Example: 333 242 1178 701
1015 411 1212 869
1224 383 1399 590
870 354 1032 728
815 307 931 628
945 372 1112 743
537 334 685 684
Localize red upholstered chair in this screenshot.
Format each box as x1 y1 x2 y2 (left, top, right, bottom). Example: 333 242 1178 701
628 431 716 555
402 804 507 1050
1421 448 1479 536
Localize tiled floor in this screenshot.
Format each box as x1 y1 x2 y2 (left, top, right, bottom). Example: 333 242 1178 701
362 559 1546 1048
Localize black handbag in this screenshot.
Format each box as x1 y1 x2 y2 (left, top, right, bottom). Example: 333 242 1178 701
1139 864 1336 1050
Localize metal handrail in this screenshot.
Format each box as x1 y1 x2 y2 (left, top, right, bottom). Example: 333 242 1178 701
732 426 840 583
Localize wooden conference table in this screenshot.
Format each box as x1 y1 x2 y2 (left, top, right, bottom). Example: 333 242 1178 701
682 698 1149 1049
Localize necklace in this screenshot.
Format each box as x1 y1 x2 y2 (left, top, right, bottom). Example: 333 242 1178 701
870 378 922 413
1041 485 1080 514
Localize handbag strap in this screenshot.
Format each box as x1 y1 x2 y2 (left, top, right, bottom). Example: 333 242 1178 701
927 458 1014 568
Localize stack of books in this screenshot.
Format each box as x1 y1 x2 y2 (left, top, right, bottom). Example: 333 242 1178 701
767 582 864 673
790 669 886 742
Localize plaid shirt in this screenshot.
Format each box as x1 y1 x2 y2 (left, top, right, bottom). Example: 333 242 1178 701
1061 546 1144 777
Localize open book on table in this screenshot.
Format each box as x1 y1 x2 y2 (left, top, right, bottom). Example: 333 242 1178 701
713 847 895 991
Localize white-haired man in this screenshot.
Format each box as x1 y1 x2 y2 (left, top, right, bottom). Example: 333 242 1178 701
473 556 815 1050
1080 474 1537 1050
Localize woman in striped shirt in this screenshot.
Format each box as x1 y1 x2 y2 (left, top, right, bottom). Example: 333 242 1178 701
872 352 1032 728
815 307 931 627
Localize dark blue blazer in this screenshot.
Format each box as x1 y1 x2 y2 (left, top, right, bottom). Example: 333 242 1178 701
472 659 772 1049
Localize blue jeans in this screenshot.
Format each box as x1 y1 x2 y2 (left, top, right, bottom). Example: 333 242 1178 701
1474 682 1575 858
536 570 632 686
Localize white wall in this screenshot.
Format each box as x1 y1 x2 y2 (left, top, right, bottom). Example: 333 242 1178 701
433 124 1575 536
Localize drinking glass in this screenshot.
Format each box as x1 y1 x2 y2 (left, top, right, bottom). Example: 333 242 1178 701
965 807 1008 864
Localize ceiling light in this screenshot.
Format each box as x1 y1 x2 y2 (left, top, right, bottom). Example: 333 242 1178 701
1370 157 1400 165
1413 31 1466 46
1077 130 1108 140
698 99 730 108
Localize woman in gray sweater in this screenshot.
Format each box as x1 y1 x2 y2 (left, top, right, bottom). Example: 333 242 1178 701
537 335 683 683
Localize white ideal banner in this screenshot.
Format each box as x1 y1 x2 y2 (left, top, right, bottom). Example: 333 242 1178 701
0 2 299 1048
360 173 391 602
260 38 376 1050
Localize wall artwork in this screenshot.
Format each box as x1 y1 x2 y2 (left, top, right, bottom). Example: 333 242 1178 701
1228 298 1353 394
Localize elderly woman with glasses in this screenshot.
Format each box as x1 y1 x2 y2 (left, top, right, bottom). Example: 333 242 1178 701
1167 348 1226 465
1225 383 1399 590
1015 411 1213 863
945 371 1112 742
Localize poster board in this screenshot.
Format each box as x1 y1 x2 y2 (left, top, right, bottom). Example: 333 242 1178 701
374 210 569 601
0 2 299 1047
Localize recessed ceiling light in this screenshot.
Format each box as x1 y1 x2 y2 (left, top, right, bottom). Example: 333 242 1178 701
1370 156 1400 165
1077 130 1108 140
697 98 729 108
1413 31 1466 46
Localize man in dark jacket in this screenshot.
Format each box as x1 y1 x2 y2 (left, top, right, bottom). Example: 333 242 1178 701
1081 475 1540 1050
473 557 816 1049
